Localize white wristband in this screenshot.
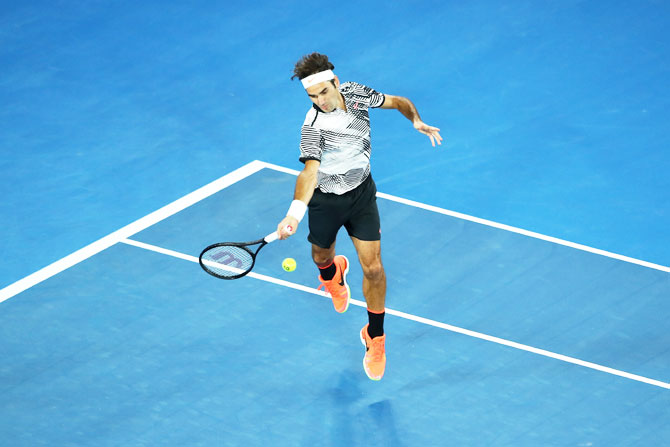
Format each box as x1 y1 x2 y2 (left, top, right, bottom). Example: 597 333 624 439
287 200 307 222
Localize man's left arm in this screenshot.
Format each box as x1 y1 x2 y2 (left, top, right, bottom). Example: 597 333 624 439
380 94 442 147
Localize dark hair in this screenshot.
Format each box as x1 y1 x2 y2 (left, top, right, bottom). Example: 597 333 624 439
291 52 335 80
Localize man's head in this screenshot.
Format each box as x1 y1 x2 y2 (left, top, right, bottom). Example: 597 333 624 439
292 52 342 113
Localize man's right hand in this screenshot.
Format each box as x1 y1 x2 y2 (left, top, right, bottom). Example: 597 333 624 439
277 216 299 240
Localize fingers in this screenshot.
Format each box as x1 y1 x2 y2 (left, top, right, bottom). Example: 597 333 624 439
415 121 443 147
278 226 291 240
277 217 298 239
432 129 443 146
421 127 442 146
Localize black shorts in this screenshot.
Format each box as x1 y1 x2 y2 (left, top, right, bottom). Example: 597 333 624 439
307 174 381 249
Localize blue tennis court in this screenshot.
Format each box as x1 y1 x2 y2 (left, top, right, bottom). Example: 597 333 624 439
2 1 669 446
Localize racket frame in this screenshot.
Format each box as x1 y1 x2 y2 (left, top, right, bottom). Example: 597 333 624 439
199 231 279 280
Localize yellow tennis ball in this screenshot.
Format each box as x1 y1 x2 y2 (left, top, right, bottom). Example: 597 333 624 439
282 258 297 272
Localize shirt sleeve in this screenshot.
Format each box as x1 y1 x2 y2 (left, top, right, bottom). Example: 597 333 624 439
299 109 322 163
366 86 385 108
343 82 386 109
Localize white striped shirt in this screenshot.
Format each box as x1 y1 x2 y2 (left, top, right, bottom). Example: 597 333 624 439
299 81 385 194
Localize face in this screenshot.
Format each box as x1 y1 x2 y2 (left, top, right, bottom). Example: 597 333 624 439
305 77 342 112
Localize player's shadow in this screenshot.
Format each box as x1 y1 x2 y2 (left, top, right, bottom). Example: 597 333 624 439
301 369 405 446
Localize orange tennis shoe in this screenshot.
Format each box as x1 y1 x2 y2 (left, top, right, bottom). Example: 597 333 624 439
317 255 350 313
360 324 386 380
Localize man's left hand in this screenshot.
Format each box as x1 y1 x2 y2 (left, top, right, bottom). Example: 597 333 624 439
414 121 442 147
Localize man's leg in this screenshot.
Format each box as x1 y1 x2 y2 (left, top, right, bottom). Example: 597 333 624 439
311 242 335 268
312 241 351 313
351 236 387 381
350 237 386 312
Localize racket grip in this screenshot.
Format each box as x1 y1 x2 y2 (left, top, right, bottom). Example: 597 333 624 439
265 225 292 243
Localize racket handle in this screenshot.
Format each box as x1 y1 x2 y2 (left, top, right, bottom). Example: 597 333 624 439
265 225 293 243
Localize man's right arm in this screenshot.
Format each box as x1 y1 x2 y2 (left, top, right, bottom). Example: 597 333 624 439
277 159 320 239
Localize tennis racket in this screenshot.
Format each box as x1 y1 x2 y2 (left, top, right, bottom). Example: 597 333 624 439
199 227 290 280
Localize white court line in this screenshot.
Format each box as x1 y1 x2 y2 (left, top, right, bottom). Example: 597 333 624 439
256 161 670 273
0 160 268 303
3 158 666 305
3 159 668 389
121 237 670 390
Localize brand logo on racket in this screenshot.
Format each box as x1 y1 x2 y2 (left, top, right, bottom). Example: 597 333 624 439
210 250 244 268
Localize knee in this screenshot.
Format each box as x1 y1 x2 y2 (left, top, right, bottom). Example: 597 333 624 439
313 253 333 267
362 260 385 282
312 246 335 267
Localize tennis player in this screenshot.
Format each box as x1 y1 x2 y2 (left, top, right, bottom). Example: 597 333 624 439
277 52 441 380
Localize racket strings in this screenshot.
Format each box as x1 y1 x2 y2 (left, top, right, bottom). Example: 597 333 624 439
201 245 254 278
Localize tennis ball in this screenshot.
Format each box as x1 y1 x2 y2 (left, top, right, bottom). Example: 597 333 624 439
282 258 297 272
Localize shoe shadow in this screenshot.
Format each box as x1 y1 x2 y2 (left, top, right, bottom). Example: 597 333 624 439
300 369 406 447
325 370 364 446
363 399 405 447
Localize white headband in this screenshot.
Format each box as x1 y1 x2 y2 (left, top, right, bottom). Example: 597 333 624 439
301 70 335 89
